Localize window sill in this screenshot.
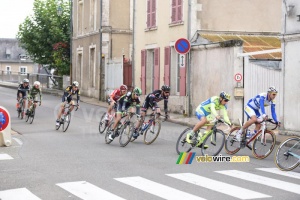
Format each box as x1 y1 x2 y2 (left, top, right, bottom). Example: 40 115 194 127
144 26 158 32
169 21 184 27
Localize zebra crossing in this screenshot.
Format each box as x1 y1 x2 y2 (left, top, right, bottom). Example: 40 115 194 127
0 167 299 200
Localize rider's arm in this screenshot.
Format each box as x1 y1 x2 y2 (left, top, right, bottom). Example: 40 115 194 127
77 89 80 104
210 101 218 118
164 98 168 113
221 106 231 125
271 104 278 122
148 94 155 108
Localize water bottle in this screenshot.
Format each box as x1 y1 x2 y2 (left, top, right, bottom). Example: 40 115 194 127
246 130 251 138
142 122 149 131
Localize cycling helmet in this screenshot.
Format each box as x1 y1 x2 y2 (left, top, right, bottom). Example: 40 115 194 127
133 87 142 96
268 86 278 93
220 91 231 101
33 81 40 86
72 81 79 87
161 85 170 92
120 84 128 91
23 79 29 83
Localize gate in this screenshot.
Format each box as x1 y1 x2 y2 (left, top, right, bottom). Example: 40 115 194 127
105 60 123 97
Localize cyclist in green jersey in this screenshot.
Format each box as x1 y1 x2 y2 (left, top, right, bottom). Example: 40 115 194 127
26 81 42 115
186 92 232 148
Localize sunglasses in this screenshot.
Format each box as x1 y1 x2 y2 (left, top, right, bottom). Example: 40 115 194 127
224 99 229 102
134 93 140 96
271 93 277 96
164 92 170 94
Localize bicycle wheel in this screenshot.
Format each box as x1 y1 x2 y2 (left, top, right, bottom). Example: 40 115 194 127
275 137 300 171
202 129 225 156
25 110 30 122
252 130 276 159
99 112 108 134
224 127 241 155
105 123 114 144
29 109 35 124
62 113 71 132
144 120 161 145
176 128 193 155
119 122 134 147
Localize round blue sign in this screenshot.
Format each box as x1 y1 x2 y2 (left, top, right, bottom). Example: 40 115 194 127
175 38 191 54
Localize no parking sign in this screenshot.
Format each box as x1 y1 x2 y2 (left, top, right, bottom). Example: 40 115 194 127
0 106 11 146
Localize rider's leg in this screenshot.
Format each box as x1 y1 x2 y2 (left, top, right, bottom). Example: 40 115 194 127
105 101 114 120
109 112 122 140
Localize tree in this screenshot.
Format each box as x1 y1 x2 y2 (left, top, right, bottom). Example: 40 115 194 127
17 0 71 76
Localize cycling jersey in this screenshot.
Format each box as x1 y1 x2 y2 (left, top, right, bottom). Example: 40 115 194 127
28 87 42 101
142 90 168 112
62 85 80 104
17 84 30 98
195 96 230 124
245 93 278 122
117 91 140 114
109 89 124 102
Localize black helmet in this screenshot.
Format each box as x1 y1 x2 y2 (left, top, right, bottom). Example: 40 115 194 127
161 85 170 92
220 91 231 101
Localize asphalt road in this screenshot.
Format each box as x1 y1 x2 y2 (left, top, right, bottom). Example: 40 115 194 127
0 87 299 200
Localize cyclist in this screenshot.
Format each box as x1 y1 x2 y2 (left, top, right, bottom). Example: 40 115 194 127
132 85 170 139
186 91 232 148
26 81 42 115
235 86 280 142
56 81 80 127
17 79 30 115
104 84 128 121
108 87 142 141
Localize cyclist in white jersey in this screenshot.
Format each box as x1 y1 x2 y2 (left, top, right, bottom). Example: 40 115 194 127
236 86 281 141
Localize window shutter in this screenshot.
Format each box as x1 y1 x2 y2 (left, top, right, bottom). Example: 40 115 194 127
177 0 182 21
164 47 170 86
141 50 147 94
147 0 151 28
151 0 156 27
154 48 160 90
171 0 176 22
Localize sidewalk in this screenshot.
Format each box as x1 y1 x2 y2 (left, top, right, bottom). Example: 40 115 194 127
0 81 297 144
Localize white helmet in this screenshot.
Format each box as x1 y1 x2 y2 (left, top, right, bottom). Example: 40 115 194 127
34 81 40 86
72 81 79 87
23 79 29 83
268 86 278 93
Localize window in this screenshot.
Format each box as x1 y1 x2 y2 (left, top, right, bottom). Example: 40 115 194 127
78 0 83 35
5 66 11 75
171 0 182 23
147 0 156 28
20 66 27 75
90 0 96 31
89 47 96 87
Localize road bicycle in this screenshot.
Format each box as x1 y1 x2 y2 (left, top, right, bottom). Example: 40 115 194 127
225 119 278 159
17 97 26 119
105 111 135 147
55 103 79 132
25 99 40 124
98 103 117 134
275 136 300 171
176 119 230 156
130 112 167 145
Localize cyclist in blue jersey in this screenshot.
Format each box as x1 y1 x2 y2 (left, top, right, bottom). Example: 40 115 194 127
235 86 281 142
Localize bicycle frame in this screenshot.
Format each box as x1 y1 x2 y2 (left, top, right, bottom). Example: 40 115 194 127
285 141 300 159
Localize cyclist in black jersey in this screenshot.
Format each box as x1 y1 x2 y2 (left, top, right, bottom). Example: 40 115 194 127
132 85 170 139
56 81 80 126
17 79 30 115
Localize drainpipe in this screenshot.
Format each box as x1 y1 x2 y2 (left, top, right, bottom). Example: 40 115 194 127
187 0 192 116
99 0 103 101
132 0 136 88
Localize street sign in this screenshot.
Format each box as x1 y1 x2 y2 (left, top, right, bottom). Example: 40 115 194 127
180 54 185 67
0 106 11 147
175 38 191 54
0 107 9 131
234 73 243 82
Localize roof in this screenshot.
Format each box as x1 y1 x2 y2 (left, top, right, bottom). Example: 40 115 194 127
198 33 281 60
